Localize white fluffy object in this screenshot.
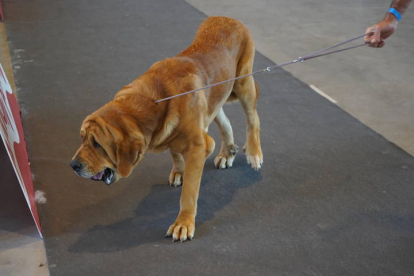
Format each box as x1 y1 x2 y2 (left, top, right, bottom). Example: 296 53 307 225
35 190 47 204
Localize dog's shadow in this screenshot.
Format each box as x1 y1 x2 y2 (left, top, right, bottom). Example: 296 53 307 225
68 158 262 253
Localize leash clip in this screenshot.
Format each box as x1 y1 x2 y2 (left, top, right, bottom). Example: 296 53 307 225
293 57 304 63
261 67 272 73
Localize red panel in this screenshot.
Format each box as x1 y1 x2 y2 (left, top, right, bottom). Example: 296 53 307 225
0 0 4 21
0 64 42 237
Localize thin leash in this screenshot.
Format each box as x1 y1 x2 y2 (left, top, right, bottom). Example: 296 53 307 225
155 33 370 103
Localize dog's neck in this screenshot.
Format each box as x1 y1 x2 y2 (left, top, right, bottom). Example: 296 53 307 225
110 78 178 151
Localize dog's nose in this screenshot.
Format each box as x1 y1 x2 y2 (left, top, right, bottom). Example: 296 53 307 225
70 160 83 172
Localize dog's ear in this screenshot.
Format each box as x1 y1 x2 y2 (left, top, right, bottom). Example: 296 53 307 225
106 120 144 178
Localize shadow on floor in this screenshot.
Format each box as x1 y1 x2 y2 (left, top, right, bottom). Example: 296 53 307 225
68 159 262 253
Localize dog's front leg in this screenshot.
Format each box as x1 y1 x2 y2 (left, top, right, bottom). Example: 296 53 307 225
166 133 215 242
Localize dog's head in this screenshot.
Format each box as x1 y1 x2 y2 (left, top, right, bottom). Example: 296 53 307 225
70 106 146 185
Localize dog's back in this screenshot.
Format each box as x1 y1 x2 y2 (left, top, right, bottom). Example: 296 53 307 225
178 17 253 71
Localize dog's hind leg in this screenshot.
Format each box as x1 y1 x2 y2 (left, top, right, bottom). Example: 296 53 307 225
213 108 239 169
231 30 263 170
233 75 263 170
169 151 185 187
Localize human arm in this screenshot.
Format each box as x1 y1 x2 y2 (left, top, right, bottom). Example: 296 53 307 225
364 0 412 48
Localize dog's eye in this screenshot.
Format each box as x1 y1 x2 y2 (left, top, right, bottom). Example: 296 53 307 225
93 141 101 148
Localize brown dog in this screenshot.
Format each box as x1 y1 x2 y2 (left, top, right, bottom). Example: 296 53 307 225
71 16 263 242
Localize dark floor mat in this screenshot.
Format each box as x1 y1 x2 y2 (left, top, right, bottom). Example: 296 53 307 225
5 0 414 275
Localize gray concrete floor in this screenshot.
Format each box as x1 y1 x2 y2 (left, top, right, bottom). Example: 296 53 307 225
187 0 414 155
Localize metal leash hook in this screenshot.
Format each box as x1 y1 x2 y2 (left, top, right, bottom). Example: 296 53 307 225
155 33 369 103
293 57 304 63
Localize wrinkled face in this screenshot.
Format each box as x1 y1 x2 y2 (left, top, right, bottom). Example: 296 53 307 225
70 115 145 185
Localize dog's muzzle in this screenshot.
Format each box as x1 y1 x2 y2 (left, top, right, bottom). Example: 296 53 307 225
70 160 115 185
90 168 115 185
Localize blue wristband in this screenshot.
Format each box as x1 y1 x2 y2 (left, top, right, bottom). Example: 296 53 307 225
388 7 402 21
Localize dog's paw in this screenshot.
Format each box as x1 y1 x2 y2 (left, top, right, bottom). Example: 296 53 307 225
166 215 195 242
214 144 239 169
168 171 183 187
244 146 263 170
246 154 263 170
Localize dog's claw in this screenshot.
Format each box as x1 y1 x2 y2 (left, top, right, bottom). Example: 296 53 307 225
214 144 238 169
168 172 183 187
167 218 195 243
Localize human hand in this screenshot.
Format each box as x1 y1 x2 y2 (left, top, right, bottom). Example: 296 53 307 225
364 14 398 48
